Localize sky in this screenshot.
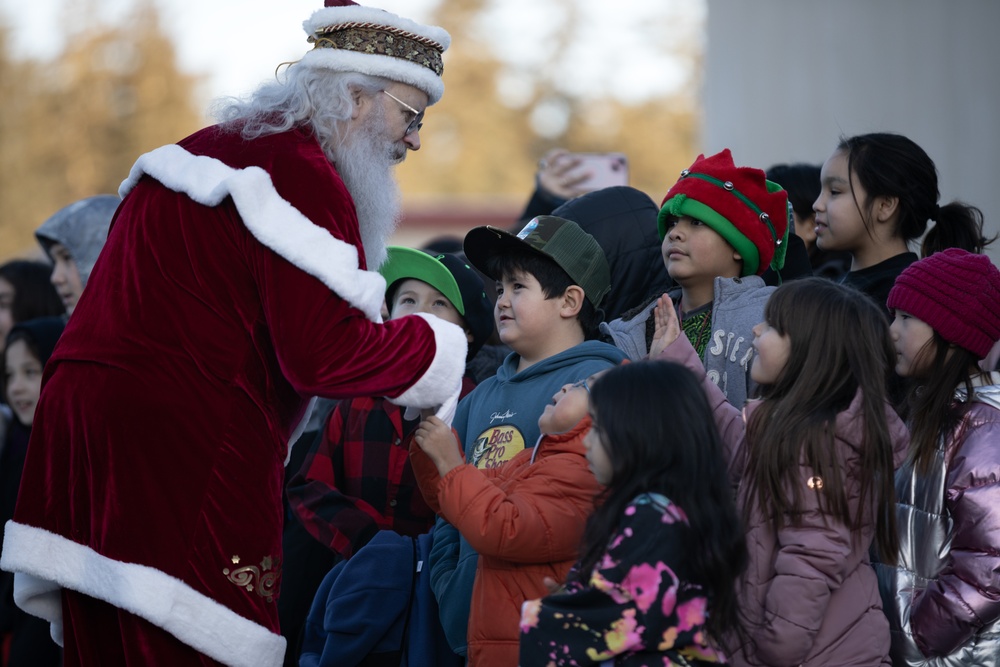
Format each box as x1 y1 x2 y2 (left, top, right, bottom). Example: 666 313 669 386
0 0 702 110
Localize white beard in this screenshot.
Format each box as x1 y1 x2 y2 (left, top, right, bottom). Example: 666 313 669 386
325 104 406 270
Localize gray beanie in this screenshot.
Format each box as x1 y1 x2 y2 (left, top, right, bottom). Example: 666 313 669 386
35 195 120 287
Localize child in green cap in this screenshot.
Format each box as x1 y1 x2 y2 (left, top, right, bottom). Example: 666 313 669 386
282 247 493 656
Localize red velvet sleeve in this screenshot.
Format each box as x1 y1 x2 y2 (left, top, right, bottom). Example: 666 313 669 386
242 138 458 402
175 126 467 407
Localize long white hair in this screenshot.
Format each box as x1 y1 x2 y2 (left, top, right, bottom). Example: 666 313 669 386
211 66 402 268
212 65 380 156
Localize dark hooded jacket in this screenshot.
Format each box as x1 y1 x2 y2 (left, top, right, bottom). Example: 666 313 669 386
0 316 66 666
550 187 673 321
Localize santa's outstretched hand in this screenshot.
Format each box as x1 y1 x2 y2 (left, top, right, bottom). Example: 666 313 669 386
404 376 460 425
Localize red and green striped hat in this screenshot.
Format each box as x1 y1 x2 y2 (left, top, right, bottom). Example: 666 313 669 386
658 149 790 277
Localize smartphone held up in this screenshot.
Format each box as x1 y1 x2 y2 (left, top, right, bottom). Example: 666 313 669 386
564 152 629 191
538 150 630 199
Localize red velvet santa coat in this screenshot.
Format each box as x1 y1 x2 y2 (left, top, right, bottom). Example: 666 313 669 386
0 125 467 667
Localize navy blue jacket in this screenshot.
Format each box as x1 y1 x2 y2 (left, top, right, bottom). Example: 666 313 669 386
299 529 460 667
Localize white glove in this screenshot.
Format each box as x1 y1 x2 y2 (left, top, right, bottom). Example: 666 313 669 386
434 381 461 426
402 379 461 426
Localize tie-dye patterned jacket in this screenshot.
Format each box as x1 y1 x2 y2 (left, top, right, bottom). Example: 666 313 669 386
519 493 725 666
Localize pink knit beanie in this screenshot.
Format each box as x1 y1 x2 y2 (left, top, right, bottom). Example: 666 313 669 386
887 248 1000 358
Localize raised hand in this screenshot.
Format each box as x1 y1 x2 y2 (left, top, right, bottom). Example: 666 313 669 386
649 293 681 359
536 149 590 200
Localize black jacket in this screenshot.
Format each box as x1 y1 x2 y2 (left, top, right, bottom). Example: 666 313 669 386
551 187 673 321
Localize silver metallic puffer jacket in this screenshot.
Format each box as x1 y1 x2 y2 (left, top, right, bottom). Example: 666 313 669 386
873 373 1000 666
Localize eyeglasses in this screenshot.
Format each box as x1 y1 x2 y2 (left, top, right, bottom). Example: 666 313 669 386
570 378 591 394
382 90 424 136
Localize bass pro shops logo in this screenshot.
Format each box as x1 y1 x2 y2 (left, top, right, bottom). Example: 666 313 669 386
470 425 525 469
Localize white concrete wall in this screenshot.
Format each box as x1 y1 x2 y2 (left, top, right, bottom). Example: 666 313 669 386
704 0 1000 265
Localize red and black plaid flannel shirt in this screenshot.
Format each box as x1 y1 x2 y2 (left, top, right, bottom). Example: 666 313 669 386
286 378 475 559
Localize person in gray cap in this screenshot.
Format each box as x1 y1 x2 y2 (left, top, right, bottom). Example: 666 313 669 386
34 194 119 316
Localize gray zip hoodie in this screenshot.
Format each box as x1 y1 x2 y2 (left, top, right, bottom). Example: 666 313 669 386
600 275 774 408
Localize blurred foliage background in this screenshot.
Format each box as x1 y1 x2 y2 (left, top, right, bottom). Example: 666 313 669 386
0 1 203 257
0 0 701 259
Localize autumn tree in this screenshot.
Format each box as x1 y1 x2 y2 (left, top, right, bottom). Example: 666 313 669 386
1 0 703 255
395 0 702 206
0 22 49 257
0 0 203 259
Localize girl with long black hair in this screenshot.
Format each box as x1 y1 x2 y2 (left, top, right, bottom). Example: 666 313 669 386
519 360 747 666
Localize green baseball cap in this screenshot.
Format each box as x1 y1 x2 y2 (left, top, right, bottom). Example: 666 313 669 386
380 246 495 359
463 216 611 309
382 247 465 314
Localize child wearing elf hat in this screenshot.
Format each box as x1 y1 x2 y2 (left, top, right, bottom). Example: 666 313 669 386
601 148 790 408
873 248 1000 666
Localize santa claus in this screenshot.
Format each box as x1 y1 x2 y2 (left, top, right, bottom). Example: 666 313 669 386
0 2 464 665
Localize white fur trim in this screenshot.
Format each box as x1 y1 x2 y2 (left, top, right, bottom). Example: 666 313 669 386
303 5 451 51
387 312 467 408
118 144 385 322
299 48 445 105
300 5 449 105
1 521 284 667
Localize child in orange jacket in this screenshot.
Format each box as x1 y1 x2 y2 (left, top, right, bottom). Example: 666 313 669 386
411 371 606 667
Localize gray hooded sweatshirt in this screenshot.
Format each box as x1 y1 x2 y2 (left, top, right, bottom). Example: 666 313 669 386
35 195 119 287
600 274 774 408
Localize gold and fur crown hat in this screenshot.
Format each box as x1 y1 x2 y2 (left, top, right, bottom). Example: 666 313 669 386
301 0 451 105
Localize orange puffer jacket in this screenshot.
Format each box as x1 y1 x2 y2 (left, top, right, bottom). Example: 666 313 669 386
410 417 601 667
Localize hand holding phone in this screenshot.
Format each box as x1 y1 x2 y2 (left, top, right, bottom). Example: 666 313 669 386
536 150 629 199
564 152 629 192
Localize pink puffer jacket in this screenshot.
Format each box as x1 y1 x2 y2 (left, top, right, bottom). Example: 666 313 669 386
659 335 908 666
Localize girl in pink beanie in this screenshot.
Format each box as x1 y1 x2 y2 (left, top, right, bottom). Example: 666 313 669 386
874 248 1000 665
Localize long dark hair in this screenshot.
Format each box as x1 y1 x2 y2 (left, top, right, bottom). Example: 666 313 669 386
2 316 66 409
573 360 747 645
839 133 995 255
0 260 65 324
744 278 899 564
898 329 981 474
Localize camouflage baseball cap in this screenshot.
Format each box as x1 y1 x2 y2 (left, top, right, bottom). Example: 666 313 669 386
463 215 611 309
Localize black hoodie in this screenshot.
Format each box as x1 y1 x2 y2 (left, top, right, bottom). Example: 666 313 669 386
551 186 673 321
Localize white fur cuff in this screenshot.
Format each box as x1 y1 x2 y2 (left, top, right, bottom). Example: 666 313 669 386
388 312 467 409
